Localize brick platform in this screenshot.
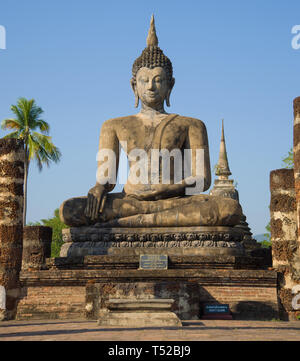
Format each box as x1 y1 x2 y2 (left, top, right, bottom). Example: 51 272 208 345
16 255 279 321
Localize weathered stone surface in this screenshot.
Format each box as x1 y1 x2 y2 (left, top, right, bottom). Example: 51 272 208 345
22 226 52 270
0 138 24 157
16 285 86 320
270 169 295 191
16 262 279 321
15 18 286 323
272 240 298 262
60 226 246 257
269 98 300 320
0 285 6 320
59 16 243 243
62 226 244 243
270 169 297 245
0 139 24 321
47 254 266 271
278 288 294 316
61 193 243 228
97 297 184 326
294 96 300 118
106 298 174 311
270 193 296 213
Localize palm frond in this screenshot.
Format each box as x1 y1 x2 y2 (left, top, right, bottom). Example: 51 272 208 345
30 132 61 171
1 130 21 139
35 119 50 134
1 118 23 130
16 97 32 127
10 105 25 124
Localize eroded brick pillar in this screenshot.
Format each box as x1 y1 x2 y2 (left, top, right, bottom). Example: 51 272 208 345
293 96 300 241
0 139 24 320
270 169 298 319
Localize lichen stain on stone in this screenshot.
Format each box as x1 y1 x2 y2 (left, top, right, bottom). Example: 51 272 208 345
270 218 284 240
0 183 23 196
279 288 293 312
272 241 297 262
0 161 24 178
270 194 296 213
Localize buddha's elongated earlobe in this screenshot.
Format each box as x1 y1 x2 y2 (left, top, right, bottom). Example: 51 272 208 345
166 77 175 107
130 79 139 108
134 94 139 108
166 91 171 107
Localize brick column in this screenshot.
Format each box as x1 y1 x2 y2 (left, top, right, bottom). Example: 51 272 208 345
293 96 300 242
0 138 24 320
270 169 298 319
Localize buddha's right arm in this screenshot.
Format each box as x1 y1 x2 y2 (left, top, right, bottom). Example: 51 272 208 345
96 120 120 192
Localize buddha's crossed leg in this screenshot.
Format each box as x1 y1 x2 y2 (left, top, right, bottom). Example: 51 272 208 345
60 193 242 227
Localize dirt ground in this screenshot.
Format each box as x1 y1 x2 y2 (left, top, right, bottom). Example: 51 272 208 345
0 319 300 341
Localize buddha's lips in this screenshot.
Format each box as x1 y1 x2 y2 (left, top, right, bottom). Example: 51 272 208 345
145 92 157 97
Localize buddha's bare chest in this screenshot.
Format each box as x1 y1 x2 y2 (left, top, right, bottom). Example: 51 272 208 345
116 121 187 154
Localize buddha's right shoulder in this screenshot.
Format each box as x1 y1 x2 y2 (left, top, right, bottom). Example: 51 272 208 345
101 115 137 129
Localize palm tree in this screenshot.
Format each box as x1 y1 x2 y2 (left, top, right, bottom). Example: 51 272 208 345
1 97 61 225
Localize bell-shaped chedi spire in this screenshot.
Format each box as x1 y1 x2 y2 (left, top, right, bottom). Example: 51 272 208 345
215 119 232 179
209 119 259 252
146 14 158 47
210 119 237 201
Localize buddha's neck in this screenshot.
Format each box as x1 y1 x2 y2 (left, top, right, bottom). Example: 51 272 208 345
139 103 167 119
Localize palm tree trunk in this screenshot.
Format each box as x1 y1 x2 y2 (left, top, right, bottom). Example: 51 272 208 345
23 147 29 226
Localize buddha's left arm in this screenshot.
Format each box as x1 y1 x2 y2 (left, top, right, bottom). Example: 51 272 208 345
186 119 211 192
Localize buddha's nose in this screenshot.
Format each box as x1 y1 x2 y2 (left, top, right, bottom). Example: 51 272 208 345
147 80 155 90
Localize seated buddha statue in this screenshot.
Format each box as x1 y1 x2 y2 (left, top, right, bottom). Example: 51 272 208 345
59 16 242 228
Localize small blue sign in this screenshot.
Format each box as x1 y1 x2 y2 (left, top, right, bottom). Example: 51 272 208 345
204 304 230 314
140 255 168 270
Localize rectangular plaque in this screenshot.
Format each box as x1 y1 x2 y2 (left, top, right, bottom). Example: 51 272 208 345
201 303 232 319
139 255 168 270
204 304 230 314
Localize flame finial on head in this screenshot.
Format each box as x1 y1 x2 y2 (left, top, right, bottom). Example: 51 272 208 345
146 14 158 47
131 14 173 100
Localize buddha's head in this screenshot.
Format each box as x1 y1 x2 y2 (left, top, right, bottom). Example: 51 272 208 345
131 15 175 109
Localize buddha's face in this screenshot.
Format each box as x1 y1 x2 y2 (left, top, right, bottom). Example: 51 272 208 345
134 67 171 108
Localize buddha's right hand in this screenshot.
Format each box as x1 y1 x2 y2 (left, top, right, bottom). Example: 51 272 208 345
84 184 107 221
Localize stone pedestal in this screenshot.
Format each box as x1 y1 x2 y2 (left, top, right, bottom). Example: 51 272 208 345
60 226 246 258
98 298 182 327
0 139 24 320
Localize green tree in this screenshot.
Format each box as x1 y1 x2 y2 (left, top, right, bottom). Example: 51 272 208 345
261 222 271 248
30 208 68 257
1 97 61 225
282 148 293 169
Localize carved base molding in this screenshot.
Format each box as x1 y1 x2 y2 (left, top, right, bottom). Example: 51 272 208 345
62 226 244 244
60 226 245 257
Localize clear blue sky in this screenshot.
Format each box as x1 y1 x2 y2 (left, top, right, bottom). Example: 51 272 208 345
0 0 299 235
